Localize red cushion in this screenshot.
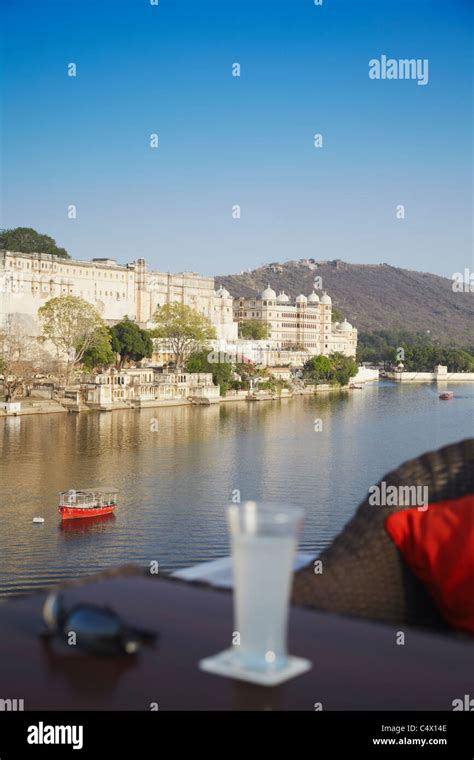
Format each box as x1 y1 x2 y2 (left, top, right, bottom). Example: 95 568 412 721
385 494 474 635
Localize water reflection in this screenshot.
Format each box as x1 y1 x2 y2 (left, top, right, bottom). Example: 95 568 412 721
0 383 472 597
60 514 117 538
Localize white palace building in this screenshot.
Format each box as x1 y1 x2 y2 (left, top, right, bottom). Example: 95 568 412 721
0 250 238 341
233 285 357 357
0 250 357 361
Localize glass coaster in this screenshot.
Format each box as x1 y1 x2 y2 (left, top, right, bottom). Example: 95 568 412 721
199 648 312 686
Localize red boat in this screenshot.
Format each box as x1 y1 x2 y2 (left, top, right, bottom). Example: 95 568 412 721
439 392 454 400
59 488 118 520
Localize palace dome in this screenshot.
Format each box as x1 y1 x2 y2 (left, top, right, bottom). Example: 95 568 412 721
276 291 290 303
215 285 230 298
320 292 332 304
339 319 353 332
307 291 320 304
295 294 307 304
261 285 277 300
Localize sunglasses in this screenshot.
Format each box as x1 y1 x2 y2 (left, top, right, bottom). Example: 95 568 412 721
41 591 158 656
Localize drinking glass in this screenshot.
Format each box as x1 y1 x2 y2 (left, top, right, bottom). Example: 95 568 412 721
227 501 304 671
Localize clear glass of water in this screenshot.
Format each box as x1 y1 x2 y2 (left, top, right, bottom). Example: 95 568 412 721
227 501 304 672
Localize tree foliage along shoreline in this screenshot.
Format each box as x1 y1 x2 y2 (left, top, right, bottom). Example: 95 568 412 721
303 352 358 386
184 350 292 396
38 296 109 384
185 349 234 396
79 331 116 372
153 303 216 369
357 330 474 372
110 318 153 369
0 228 70 259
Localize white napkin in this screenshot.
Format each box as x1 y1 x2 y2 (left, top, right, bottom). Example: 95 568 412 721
171 553 316 589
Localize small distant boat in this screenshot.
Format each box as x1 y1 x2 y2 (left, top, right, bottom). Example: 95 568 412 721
33 517 45 524
59 488 118 520
439 392 454 400
349 384 363 390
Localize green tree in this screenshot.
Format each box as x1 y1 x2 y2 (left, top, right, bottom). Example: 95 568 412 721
357 330 474 372
329 352 358 386
302 355 334 384
303 353 357 386
185 349 234 396
440 348 474 372
256 377 291 395
0 227 70 258
110 318 153 369
388 340 474 372
357 330 441 369
239 319 270 340
152 303 216 369
80 329 116 371
38 296 108 384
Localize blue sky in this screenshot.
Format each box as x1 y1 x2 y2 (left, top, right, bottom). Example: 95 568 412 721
1 0 472 277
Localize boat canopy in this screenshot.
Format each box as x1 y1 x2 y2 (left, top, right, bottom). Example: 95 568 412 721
59 488 119 507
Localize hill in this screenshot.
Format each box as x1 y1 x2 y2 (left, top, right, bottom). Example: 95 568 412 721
215 259 474 346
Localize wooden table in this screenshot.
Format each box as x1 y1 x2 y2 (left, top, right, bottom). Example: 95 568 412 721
0 574 472 711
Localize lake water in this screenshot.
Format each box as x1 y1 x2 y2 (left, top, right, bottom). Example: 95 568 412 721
0 381 473 597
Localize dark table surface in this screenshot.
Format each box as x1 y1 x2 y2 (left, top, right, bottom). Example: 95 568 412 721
0 573 472 711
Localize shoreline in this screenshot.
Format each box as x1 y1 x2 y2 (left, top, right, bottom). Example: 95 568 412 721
0 382 375 418
4 375 473 419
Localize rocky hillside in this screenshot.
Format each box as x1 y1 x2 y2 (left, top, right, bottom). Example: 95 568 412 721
216 259 474 346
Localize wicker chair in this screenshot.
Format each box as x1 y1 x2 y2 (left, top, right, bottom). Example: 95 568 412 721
291 438 474 631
